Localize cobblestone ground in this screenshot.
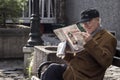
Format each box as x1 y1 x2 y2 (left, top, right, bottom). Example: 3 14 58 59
104 65 120 80
0 59 120 80
0 59 25 80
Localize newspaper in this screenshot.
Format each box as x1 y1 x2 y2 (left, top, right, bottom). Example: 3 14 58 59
54 23 86 53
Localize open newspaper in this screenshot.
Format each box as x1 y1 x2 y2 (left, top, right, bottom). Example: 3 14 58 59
54 23 86 54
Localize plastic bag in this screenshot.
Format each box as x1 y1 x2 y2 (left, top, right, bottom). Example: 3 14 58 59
56 41 67 58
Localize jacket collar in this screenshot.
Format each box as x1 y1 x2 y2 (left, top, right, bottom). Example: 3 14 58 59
91 26 103 37
93 29 106 40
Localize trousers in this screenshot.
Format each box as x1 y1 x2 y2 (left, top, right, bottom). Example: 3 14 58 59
41 63 67 80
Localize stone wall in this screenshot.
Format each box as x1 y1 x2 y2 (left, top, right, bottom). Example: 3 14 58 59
0 27 30 58
65 0 120 40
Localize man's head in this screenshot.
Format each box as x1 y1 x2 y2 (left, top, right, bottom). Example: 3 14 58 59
80 9 100 34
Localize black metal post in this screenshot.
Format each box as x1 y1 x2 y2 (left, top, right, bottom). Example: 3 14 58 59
26 0 43 47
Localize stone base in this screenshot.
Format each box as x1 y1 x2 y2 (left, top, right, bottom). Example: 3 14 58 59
31 46 65 76
23 46 34 76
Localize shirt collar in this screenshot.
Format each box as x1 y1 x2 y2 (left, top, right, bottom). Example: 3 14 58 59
91 26 103 37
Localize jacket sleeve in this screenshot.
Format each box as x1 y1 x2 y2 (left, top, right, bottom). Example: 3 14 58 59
63 53 74 63
84 37 117 69
63 44 74 63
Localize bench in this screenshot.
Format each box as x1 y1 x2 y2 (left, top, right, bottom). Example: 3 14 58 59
30 48 120 80
35 48 120 79
112 48 120 67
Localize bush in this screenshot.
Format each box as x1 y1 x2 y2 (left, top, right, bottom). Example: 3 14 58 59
0 0 26 27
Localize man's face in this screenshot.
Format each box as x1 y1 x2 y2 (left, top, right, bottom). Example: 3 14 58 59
81 17 100 34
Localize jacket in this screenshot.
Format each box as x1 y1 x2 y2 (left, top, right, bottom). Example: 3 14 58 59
63 29 117 80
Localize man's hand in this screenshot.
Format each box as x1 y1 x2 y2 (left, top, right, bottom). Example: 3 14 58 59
81 32 92 42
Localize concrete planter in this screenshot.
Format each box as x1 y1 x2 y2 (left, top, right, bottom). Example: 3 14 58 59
30 46 65 75
0 25 30 58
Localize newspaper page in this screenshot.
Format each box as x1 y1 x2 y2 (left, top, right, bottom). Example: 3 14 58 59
54 23 86 53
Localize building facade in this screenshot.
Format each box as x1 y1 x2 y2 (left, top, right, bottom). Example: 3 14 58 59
6 0 120 40
6 0 65 24
65 0 120 40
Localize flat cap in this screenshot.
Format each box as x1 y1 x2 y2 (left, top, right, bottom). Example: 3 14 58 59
80 9 99 23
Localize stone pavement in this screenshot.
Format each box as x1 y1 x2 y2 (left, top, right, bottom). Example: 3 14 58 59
0 59 120 80
104 65 120 80
0 59 26 80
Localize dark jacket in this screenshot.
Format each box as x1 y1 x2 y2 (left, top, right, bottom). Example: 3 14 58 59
63 29 117 80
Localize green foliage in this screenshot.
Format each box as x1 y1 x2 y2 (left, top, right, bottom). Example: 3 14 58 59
0 0 26 27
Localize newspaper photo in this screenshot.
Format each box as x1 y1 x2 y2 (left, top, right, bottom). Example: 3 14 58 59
54 23 86 53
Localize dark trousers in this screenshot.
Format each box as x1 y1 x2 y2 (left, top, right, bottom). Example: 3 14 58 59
41 63 67 80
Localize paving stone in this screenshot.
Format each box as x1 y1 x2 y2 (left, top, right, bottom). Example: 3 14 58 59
104 65 120 80
0 59 25 80
0 53 120 79
0 78 14 80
